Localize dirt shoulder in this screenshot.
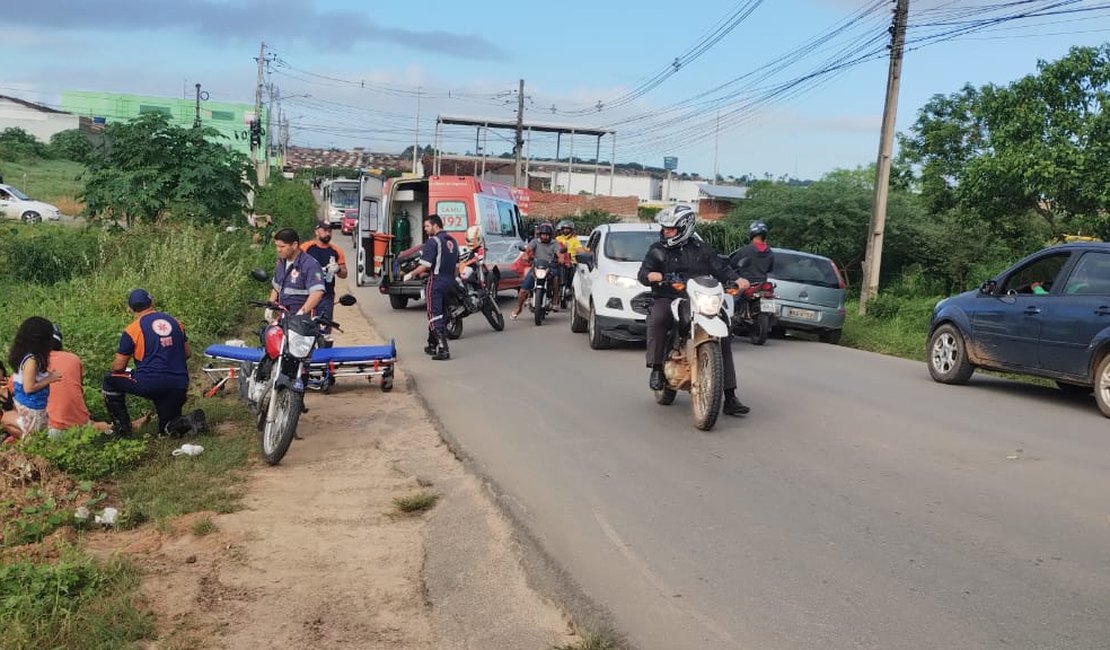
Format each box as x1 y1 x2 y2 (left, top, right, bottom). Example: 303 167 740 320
117 290 577 649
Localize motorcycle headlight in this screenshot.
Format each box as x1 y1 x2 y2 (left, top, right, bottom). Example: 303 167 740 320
535 267 549 279
606 274 639 288
286 331 315 359
694 293 723 316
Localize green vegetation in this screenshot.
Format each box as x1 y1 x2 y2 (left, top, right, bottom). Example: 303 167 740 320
21 426 147 481
254 175 319 238
393 491 440 514
0 551 155 650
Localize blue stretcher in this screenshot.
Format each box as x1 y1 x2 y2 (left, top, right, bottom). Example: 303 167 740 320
202 340 397 394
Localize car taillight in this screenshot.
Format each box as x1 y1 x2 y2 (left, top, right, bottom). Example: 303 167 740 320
830 262 847 289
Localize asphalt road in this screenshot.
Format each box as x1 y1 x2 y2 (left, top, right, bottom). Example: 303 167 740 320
345 253 1110 649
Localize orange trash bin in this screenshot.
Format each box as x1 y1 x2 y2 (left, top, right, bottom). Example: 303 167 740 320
371 232 394 276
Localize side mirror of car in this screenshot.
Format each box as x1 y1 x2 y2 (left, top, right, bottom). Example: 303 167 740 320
250 268 270 282
337 294 358 307
979 280 997 295
576 252 594 269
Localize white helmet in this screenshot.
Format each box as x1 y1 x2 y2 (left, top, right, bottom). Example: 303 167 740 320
656 204 697 248
465 224 482 245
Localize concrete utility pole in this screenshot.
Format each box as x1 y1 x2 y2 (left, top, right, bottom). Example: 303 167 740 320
251 42 267 187
193 83 203 128
514 79 525 187
859 0 909 315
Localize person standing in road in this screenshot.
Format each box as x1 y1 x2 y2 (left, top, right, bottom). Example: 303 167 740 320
406 214 459 361
638 204 752 416
270 228 326 317
300 221 347 346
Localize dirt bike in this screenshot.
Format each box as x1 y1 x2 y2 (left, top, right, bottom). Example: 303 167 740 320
731 280 777 346
444 250 505 339
653 274 738 431
528 259 557 326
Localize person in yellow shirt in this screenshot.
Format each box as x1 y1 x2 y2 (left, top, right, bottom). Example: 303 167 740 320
555 220 589 310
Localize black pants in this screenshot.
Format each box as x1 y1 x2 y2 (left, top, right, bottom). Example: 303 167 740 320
102 372 188 433
645 297 738 392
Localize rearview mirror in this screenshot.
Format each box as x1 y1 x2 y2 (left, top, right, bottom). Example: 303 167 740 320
337 294 357 307
576 252 594 268
250 268 270 282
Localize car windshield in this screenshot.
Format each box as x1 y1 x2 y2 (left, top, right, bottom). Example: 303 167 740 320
770 252 840 288
6 187 30 200
604 231 659 262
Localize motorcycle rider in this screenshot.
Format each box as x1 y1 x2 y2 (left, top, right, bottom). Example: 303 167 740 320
730 221 775 285
637 204 752 416
511 221 567 319
555 220 585 308
405 214 459 360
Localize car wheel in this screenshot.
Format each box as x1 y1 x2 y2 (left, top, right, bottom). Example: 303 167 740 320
570 295 588 333
587 299 611 350
389 294 409 310
1093 355 1110 418
21 211 41 224
819 329 842 345
927 324 975 384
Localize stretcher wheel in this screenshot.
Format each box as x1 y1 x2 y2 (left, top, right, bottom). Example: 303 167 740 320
381 376 394 392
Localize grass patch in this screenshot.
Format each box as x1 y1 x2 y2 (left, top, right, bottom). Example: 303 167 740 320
190 515 217 537
393 491 440 514
552 630 624 650
0 157 85 207
117 401 253 525
840 295 939 361
0 550 155 649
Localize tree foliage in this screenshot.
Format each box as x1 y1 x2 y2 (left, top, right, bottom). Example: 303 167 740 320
81 113 251 225
0 128 49 160
899 44 1110 239
47 129 93 163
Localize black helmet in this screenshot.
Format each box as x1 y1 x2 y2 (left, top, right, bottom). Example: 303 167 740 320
656 204 697 248
748 220 768 239
537 222 555 237
556 219 574 233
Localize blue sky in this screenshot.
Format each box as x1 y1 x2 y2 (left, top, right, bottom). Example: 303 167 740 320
8 0 1110 180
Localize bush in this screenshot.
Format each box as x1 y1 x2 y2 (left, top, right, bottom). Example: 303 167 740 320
523 210 623 237
638 205 662 222
47 130 93 164
0 226 100 285
0 128 49 160
22 426 147 481
253 176 317 239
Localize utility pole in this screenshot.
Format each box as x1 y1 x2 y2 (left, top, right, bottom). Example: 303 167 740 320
251 41 267 187
514 78 525 187
265 83 277 178
412 87 421 175
193 84 202 128
859 0 909 315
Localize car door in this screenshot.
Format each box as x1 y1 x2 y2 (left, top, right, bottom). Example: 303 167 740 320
0 191 11 218
575 229 602 309
971 251 1071 370
1039 250 1110 378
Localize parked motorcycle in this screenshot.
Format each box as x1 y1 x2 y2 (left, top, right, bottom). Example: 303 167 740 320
653 274 738 431
731 281 777 346
238 268 356 465
445 247 505 338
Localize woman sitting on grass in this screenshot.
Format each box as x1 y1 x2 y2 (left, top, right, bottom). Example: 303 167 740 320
7 316 63 440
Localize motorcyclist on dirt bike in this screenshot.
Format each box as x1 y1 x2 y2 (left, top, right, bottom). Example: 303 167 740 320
729 221 775 284
638 205 751 416
511 222 567 320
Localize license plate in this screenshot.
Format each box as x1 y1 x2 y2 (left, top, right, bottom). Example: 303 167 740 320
760 299 777 313
785 307 817 321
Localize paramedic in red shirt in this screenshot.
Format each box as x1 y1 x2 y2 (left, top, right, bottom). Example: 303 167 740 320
101 289 191 437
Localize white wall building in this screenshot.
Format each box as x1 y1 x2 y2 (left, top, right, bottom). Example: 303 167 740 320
0 95 79 143
547 171 707 205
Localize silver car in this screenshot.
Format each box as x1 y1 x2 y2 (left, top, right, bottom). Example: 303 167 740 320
767 248 846 344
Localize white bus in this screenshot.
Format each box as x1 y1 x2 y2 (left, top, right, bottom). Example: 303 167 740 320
320 178 360 226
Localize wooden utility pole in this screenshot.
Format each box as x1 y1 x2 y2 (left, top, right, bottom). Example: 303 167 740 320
251 42 267 187
859 0 909 315
514 79 525 187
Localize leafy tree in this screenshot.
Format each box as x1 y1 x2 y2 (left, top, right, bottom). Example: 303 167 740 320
81 113 251 225
47 129 93 163
899 44 1110 239
0 127 49 160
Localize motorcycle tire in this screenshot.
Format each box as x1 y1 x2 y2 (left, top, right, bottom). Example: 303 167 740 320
260 384 303 466
483 297 505 331
750 312 770 346
654 387 677 405
446 313 463 340
691 342 724 431
534 291 546 326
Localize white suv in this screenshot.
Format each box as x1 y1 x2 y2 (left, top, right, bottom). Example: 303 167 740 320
569 222 661 349
0 184 62 224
